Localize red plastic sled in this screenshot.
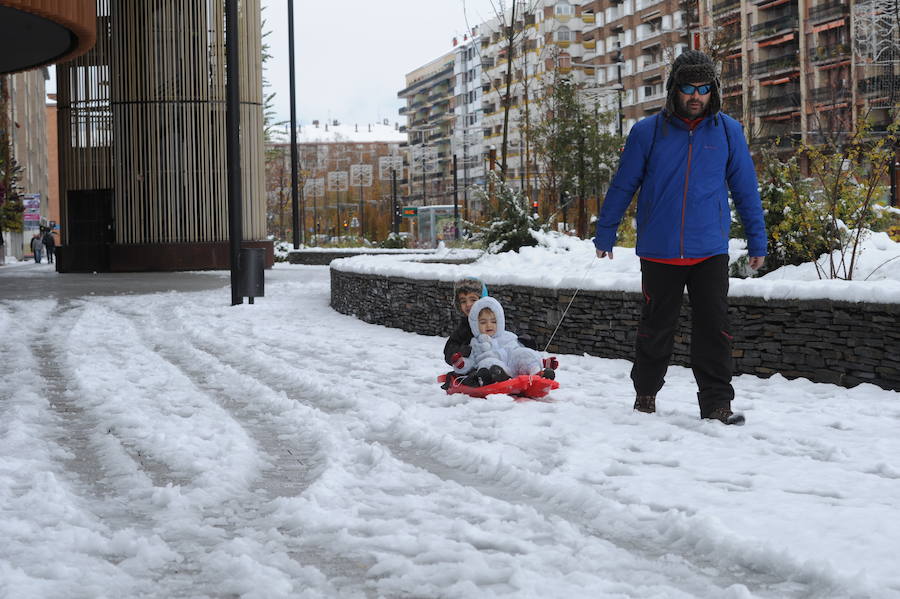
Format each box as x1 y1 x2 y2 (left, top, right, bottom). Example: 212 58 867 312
438 373 559 400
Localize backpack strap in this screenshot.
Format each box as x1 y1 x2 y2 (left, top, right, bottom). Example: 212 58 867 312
721 114 734 169
642 112 662 179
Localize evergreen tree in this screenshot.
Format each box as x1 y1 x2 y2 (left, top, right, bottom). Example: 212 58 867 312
474 171 544 253
0 153 24 234
529 74 623 237
1 73 24 235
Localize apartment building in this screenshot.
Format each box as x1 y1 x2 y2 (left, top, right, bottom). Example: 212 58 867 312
478 0 599 197
397 52 456 207
1 68 50 260
452 32 486 219
702 0 898 152
266 121 404 242
577 0 688 134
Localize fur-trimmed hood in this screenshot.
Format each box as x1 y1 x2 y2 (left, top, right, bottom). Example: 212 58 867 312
468 296 505 337
664 50 721 118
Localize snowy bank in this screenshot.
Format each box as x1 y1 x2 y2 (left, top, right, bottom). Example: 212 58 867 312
331 231 900 304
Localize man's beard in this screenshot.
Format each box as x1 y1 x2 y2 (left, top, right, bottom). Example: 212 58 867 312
677 96 708 118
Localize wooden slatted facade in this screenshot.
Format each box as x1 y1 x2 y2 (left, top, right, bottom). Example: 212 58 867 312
56 0 268 272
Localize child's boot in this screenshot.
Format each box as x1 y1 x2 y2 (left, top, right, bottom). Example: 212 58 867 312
488 365 510 383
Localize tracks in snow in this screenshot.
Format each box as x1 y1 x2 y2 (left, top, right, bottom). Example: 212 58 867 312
138 300 856 599
7 291 864 598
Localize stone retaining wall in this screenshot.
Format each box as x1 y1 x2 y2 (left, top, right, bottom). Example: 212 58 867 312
331 268 900 391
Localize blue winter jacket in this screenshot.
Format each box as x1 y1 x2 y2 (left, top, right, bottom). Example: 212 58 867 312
594 112 767 259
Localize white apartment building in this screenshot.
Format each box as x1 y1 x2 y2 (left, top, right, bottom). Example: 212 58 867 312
478 0 599 199
452 31 485 220
397 52 456 206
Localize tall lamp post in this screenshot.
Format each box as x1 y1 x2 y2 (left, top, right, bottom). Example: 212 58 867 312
225 0 242 306
287 0 300 248
615 43 624 137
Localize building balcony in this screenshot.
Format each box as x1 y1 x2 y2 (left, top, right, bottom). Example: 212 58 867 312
751 92 800 113
712 0 741 17
750 54 799 76
808 0 848 24
640 60 663 73
750 13 799 38
752 133 801 148
808 44 850 64
722 67 742 82
808 86 851 104
858 75 900 97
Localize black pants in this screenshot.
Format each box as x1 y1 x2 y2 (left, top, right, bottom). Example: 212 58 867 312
631 255 734 417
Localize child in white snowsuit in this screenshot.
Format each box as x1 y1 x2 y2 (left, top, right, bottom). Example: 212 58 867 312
455 296 549 387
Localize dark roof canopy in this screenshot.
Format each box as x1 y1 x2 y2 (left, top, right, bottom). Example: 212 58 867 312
0 1 96 74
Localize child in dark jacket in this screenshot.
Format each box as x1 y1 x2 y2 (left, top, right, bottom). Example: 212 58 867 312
442 278 487 385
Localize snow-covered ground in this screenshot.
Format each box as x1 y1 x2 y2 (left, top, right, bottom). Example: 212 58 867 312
1 257 898 598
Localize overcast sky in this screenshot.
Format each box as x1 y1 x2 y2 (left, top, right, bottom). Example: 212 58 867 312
260 0 500 130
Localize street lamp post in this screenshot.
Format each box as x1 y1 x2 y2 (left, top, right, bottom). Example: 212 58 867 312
225 0 242 306
287 0 300 248
615 43 624 137
453 154 459 240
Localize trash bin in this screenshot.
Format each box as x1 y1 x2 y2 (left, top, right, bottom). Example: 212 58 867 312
239 247 265 303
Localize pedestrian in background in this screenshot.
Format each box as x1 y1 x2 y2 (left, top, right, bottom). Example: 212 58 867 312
30 233 43 264
42 229 56 264
593 50 767 425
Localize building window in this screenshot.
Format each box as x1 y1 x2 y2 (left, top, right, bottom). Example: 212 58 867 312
555 27 573 42
555 1 574 15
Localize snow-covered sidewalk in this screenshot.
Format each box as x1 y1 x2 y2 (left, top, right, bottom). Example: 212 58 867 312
1 264 898 598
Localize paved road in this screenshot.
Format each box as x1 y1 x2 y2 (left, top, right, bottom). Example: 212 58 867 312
0 261 231 301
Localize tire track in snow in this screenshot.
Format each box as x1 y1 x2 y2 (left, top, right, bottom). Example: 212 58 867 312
106 301 379 598
151 304 859 598
131 302 327 499
57 302 192 491
375 428 860 599
35 301 164 530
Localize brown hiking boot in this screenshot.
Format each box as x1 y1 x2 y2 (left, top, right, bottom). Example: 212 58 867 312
704 407 746 426
633 395 656 413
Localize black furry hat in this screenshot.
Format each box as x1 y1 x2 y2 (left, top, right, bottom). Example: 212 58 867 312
452 277 487 311
664 50 721 117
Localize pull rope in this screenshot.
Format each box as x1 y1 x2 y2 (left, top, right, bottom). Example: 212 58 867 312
542 258 598 353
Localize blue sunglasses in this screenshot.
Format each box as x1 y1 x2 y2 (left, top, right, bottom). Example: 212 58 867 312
679 83 712 95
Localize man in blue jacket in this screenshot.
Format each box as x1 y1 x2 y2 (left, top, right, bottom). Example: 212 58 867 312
594 50 767 425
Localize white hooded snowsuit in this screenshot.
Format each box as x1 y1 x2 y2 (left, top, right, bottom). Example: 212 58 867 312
454 296 542 377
